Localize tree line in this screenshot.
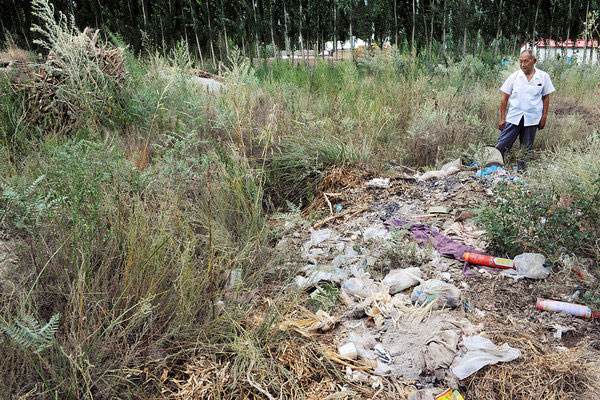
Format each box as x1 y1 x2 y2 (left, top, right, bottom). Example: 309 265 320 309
1 0 599 67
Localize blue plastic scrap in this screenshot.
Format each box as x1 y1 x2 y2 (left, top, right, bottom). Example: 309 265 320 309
476 165 502 177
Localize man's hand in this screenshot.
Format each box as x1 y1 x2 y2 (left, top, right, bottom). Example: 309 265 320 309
499 119 506 131
538 117 546 130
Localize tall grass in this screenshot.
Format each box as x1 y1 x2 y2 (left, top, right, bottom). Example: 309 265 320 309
1 5 599 397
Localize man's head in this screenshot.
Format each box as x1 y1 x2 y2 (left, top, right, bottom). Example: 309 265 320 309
519 49 537 75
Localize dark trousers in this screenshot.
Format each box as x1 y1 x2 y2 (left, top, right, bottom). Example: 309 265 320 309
496 117 538 157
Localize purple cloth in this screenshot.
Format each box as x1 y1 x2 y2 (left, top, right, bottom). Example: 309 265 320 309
388 219 491 276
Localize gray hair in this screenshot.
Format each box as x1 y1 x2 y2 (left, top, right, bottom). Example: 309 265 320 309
520 48 536 59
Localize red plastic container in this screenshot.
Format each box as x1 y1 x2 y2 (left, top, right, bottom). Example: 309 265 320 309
463 252 515 270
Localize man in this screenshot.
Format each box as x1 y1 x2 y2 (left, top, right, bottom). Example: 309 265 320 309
497 49 555 170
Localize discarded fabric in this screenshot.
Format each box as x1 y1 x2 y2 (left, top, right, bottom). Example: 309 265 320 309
451 335 520 379
388 220 490 276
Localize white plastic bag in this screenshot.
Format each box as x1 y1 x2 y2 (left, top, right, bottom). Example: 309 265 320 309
382 267 422 294
411 279 461 309
502 253 549 280
451 335 520 379
342 277 377 298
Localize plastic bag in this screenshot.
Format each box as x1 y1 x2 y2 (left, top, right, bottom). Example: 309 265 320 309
382 267 422 294
342 276 377 299
411 279 461 309
502 253 549 280
451 335 520 379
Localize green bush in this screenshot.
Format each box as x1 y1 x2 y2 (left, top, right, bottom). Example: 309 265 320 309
478 179 600 258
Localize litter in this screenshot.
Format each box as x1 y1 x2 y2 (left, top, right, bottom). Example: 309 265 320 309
411 279 461 309
373 343 391 363
435 388 465 400
451 335 520 379
476 165 503 177
338 342 358 360
553 324 576 339
463 252 514 270
537 298 599 320
227 268 242 288
294 264 350 288
365 178 391 188
389 220 490 267
428 206 451 214
382 267 422 294
502 253 550 280
473 146 504 167
342 276 378 299
425 329 460 370
279 309 339 336
307 228 332 247
363 225 390 240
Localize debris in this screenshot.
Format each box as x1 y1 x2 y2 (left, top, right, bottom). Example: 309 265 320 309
338 342 358 360
475 165 503 177
441 158 462 173
552 324 576 339
279 309 339 336
389 220 490 266
294 264 350 288
382 267 422 294
443 222 487 250
373 343 391 363
409 388 443 400
227 268 242 288
363 225 390 241
473 146 504 167
308 228 332 247
501 253 550 280
335 204 343 212
345 366 369 383
463 252 514 270
451 335 520 380
342 276 377 299
455 210 476 222
435 388 464 400
425 329 460 370
373 360 392 376
537 299 599 320
365 178 391 188
428 206 451 214
411 279 461 309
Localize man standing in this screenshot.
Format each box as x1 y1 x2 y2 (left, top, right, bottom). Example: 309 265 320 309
497 49 555 170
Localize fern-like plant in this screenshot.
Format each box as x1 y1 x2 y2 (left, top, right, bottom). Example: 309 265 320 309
1 313 61 354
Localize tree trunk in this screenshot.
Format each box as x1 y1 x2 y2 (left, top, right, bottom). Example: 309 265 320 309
430 0 435 59
441 0 447 62
462 26 468 57
334 1 338 59
205 0 217 69
252 0 260 60
411 0 416 55
394 0 398 49
219 0 230 60
283 2 291 59
269 0 277 58
188 0 205 68
423 10 429 63
531 0 541 41
583 0 590 64
300 2 306 62
565 0 572 58
494 0 503 58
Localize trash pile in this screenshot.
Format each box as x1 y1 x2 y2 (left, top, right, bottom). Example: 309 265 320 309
276 148 600 399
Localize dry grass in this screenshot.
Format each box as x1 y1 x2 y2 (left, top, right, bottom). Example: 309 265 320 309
465 348 599 399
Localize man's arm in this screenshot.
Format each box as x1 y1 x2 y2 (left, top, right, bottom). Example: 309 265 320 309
539 94 550 129
499 92 510 130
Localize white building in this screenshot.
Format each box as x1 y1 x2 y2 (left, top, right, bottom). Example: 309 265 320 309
525 39 599 64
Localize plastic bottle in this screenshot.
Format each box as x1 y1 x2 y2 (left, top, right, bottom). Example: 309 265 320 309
463 252 515 270
536 298 599 319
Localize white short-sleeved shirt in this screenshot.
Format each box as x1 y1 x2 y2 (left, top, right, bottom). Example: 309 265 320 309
501 68 555 126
